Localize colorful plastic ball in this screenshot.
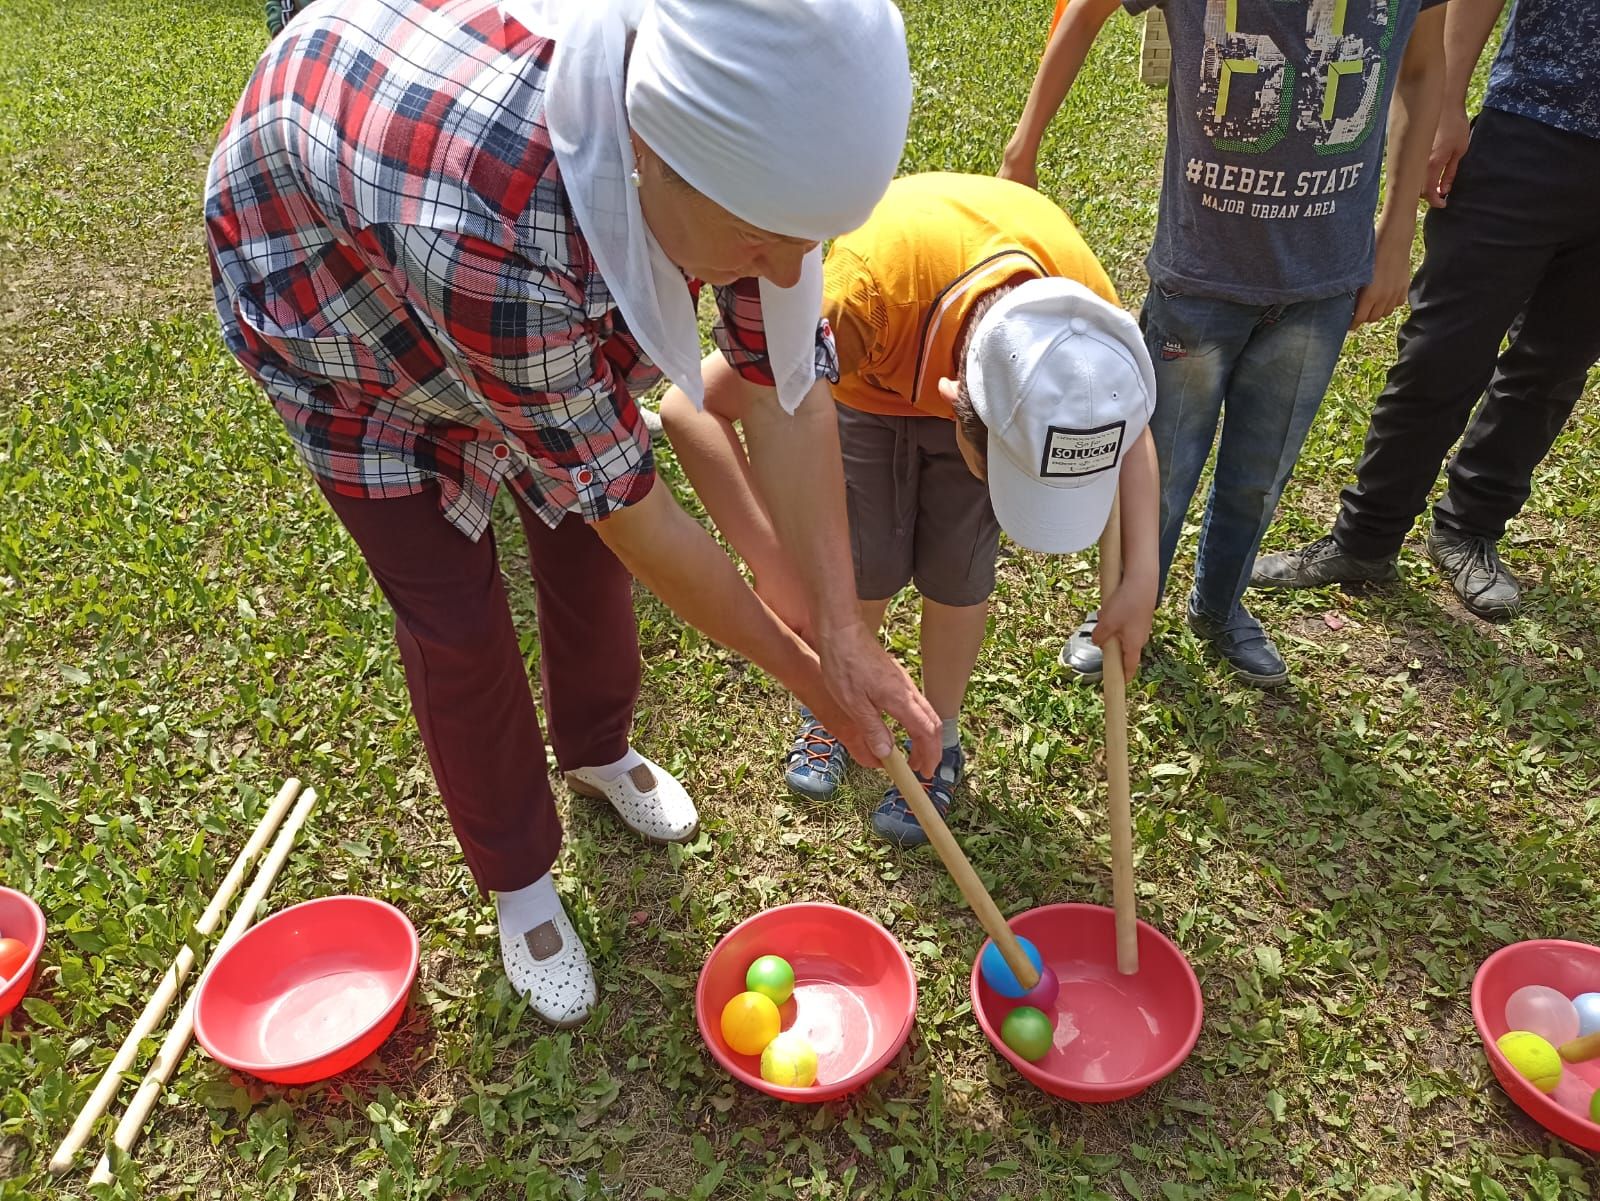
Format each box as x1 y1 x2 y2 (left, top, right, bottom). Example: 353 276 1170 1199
980 936 1043 998
760 1030 818 1087
1572 992 1600 1039
1000 1006 1054 1062
720 991 781 1057
1505 985 1580 1046
1498 1030 1562 1094
1015 963 1060 1013
1591 1087 1600 1125
0 937 28 982
745 955 795 1006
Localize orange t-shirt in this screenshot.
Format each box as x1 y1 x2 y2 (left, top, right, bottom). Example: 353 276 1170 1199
823 172 1120 420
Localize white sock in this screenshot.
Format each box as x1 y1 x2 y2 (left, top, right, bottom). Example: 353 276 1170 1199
941 717 960 750
496 871 562 934
572 746 645 783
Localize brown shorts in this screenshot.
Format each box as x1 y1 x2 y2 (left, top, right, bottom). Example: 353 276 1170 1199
838 404 1001 607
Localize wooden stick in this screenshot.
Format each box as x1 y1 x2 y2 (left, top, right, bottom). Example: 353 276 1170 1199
50 779 303 1174
882 750 1039 990
88 786 319 1187
1098 494 1140 976
1560 1031 1600 1063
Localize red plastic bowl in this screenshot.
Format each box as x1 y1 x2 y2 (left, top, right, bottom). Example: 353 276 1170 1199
971 904 1203 1102
0 885 46 1019
194 896 418 1085
1472 939 1600 1153
696 902 917 1102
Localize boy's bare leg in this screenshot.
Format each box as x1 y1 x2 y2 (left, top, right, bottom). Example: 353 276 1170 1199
919 598 989 721
660 354 813 637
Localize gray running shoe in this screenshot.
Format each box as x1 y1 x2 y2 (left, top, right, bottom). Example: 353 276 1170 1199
1425 527 1521 620
1251 534 1399 589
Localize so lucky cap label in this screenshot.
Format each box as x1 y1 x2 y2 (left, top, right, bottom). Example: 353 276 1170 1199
1039 421 1125 480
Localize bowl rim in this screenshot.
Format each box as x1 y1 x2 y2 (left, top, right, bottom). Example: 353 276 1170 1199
0 885 46 992
968 902 1204 1098
694 901 918 1100
1470 937 1600 1145
193 894 419 1075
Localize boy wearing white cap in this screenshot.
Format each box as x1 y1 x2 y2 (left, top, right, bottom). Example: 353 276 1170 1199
664 172 1159 846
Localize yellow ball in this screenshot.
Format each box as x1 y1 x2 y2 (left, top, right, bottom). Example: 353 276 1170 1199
720 991 781 1056
1498 1030 1562 1093
760 1030 818 1088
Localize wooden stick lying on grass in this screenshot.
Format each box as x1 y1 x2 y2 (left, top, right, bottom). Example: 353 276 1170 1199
88 786 319 1188
50 777 303 1174
882 750 1040 990
1098 494 1140 976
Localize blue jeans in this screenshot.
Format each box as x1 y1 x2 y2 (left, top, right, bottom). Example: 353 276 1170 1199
1141 286 1357 623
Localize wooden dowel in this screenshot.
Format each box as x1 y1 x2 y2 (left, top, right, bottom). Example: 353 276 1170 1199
1560 1030 1600 1063
882 750 1039 990
50 779 302 1174
88 786 318 1187
1098 494 1139 976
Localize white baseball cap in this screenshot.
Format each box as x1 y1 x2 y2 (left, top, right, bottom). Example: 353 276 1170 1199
964 278 1156 554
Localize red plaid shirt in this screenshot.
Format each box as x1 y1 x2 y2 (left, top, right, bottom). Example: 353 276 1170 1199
206 0 805 540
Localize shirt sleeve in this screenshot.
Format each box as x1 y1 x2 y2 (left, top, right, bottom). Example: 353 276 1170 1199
711 276 840 390
374 223 654 522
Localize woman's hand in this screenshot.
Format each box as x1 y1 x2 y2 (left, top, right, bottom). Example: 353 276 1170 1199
816 624 941 774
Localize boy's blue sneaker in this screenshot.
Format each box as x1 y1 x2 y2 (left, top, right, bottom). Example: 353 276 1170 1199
872 743 964 847
784 709 849 800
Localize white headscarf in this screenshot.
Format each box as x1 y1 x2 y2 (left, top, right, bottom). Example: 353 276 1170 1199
503 0 912 413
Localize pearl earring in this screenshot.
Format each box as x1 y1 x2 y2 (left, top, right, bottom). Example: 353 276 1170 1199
628 165 642 188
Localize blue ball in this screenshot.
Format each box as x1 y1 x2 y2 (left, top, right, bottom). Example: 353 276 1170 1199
1573 992 1600 1038
980 937 1043 998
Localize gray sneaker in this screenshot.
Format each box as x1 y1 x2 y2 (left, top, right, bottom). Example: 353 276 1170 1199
1425 527 1521 620
1251 534 1399 589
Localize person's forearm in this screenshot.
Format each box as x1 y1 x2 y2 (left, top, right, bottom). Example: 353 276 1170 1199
1443 0 1507 110
739 379 865 647
1118 428 1158 586
1003 0 1121 164
1377 18 1446 244
594 481 823 697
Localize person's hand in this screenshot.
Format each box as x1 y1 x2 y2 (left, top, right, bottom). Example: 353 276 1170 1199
997 144 1040 190
1426 106 1471 208
1351 226 1414 328
1092 566 1157 679
815 625 940 774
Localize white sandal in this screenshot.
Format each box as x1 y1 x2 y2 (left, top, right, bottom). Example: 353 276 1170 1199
566 754 699 844
497 899 595 1028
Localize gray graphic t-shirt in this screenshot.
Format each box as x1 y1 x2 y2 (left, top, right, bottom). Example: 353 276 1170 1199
1125 0 1447 305
1485 0 1600 141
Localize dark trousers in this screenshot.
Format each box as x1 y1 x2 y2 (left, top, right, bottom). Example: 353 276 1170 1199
1333 108 1600 560
320 482 639 894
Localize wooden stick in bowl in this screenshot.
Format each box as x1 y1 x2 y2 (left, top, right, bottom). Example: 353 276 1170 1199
881 750 1040 990
50 777 303 1174
88 786 319 1187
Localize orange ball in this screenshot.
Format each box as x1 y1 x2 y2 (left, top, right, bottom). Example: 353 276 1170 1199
0 937 29 982
720 990 781 1056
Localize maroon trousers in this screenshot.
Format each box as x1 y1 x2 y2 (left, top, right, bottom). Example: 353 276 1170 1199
320 482 639 893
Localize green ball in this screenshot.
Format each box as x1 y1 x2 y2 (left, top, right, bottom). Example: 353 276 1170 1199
746 955 795 1005
1590 1087 1600 1124
1001 1006 1054 1062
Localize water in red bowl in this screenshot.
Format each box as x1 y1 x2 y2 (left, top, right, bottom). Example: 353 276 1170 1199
1472 939 1600 1153
0 885 46 1020
971 903 1202 1102
696 902 917 1102
194 896 418 1085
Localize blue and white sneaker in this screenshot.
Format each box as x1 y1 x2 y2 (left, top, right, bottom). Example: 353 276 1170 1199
784 708 849 800
872 743 964 847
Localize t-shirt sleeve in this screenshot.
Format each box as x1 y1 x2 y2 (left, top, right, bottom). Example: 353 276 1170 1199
821 245 886 379
711 276 840 390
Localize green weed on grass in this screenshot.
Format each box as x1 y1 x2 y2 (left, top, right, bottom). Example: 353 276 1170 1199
2 1 1598 1199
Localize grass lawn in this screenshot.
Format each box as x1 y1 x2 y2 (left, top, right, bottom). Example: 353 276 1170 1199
3 1 1599 1198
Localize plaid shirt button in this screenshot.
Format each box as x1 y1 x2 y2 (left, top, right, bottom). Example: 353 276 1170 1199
494 443 511 461
576 468 594 486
